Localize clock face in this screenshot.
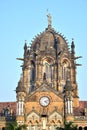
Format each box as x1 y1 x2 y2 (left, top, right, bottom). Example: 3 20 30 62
40 96 50 107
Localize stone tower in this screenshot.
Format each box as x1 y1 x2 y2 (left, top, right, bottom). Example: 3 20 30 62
16 14 81 129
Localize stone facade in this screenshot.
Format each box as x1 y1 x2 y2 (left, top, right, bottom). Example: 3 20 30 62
0 17 87 130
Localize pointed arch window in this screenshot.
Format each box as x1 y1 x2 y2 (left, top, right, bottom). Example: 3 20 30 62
30 61 35 82
43 58 54 83
62 60 70 80
30 61 35 92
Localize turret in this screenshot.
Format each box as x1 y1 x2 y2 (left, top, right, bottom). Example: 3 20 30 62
71 39 76 84
24 41 28 58
70 39 80 107
64 79 74 121
71 38 75 58
16 77 26 119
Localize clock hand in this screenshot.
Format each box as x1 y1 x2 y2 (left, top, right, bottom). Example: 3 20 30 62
44 100 47 103
44 100 49 103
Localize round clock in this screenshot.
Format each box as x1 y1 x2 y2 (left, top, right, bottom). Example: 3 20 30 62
40 96 50 107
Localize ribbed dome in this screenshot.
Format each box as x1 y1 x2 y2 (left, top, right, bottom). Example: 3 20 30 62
30 26 69 54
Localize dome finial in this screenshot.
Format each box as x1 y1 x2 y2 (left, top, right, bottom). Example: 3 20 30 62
72 38 74 42
46 9 52 27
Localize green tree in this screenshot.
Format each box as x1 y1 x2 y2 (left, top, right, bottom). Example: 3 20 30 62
17 124 27 130
56 121 78 130
6 121 27 130
64 121 78 130
5 121 17 130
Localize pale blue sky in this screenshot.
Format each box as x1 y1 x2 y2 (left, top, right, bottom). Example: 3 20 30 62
0 0 87 101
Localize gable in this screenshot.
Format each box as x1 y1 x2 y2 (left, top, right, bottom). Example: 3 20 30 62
25 89 63 102
49 111 62 120
48 111 63 126
27 111 39 120
25 82 63 102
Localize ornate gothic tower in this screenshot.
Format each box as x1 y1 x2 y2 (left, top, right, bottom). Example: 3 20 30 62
16 14 81 129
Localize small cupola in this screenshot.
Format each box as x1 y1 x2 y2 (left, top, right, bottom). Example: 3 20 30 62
16 77 25 93
64 79 73 92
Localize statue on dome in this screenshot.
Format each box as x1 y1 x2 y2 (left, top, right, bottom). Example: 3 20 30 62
46 10 52 27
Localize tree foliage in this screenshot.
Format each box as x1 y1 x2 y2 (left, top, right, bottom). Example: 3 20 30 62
6 121 27 130
56 121 78 130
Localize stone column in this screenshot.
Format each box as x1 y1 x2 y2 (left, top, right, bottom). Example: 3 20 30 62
42 118 46 129
54 63 57 90
28 65 31 93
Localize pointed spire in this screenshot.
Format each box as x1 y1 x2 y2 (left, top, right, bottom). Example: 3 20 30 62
71 38 75 49
46 10 52 28
24 40 27 50
71 38 75 58
24 40 28 58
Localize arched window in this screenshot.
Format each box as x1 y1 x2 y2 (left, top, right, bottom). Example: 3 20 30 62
44 62 51 80
43 58 54 84
30 61 35 92
84 127 87 130
62 59 70 80
30 61 35 82
79 127 82 130
2 127 5 130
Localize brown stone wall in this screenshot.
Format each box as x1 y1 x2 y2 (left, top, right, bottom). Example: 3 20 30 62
25 91 64 115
